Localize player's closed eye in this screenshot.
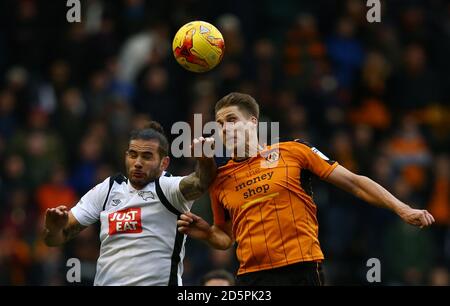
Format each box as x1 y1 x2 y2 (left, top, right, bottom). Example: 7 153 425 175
128 151 138 158
141 153 153 160
226 116 237 123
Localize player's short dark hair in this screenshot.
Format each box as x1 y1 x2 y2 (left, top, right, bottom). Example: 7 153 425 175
200 269 235 286
215 92 260 119
129 121 169 158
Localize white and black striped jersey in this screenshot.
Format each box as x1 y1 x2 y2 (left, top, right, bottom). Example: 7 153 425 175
71 172 193 286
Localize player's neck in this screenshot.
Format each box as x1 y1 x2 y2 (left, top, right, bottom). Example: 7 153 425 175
232 142 263 161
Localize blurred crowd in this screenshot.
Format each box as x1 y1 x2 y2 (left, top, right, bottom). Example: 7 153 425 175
0 0 448 285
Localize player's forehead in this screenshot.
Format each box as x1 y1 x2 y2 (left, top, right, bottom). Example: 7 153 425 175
216 105 246 121
204 279 231 286
128 139 159 152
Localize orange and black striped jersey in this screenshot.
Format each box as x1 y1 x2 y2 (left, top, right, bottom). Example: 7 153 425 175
210 140 338 275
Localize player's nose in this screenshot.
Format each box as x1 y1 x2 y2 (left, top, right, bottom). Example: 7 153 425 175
134 160 143 168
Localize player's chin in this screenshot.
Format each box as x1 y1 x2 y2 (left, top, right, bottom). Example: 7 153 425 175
130 176 149 187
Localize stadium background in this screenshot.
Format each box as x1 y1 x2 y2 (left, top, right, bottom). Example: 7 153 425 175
0 0 448 285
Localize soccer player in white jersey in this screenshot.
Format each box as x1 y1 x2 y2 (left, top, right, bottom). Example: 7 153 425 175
43 121 216 286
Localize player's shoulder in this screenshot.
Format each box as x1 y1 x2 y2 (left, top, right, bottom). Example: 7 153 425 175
158 171 185 187
215 156 232 169
215 156 235 173
271 138 313 151
158 171 180 182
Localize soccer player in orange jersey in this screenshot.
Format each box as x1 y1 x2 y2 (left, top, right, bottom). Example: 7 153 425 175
177 92 435 286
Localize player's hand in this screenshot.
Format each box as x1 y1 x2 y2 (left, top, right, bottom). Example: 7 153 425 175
398 207 435 228
191 136 215 159
177 212 212 240
45 205 69 232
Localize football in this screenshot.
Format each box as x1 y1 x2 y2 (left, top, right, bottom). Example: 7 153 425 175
172 21 225 73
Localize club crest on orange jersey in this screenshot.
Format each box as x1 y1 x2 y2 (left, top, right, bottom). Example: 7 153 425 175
261 149 279 163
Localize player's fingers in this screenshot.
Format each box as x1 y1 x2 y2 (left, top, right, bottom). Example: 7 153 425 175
178 226 189 234
185 212 202 222
198 136 205 143
419 212 430 227
45 209 55 219
424 210 435 224
180 214 194 223
189 213 202 222
177 220 191 227
425 212 434 226
429 212 435 223
56 205 68 211
48 208 58 216
184 211 197 218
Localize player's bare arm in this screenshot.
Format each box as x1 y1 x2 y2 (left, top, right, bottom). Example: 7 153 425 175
177 212 233 250
179 137 217 201
325 165 435 228
43 205 86 247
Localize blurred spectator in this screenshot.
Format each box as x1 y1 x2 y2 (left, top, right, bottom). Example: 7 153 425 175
201 269 235 286
427 156 450 226
118 22 170 83
70 134 104 196
326 17 364 93
36 164 77 217
388 115 431 170
283 14 326 92
134 65 178 130
429 266 449 286
0 226 32 285
389 43 441 109
0 89 17 139
383 178 436 285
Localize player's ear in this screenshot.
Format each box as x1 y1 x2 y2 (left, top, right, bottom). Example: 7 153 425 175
250 116 258 126
160 156 170 171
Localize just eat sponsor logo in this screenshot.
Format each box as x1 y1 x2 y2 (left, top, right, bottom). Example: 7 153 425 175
108 208 142 235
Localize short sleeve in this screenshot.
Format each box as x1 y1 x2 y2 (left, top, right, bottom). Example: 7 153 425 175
291 141 338 179
71 177 110 226
158 175 194 213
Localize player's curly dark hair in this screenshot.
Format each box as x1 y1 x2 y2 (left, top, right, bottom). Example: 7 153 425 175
129 121 169 158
